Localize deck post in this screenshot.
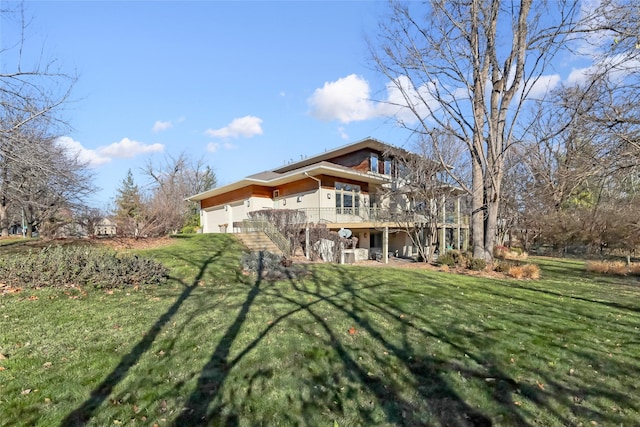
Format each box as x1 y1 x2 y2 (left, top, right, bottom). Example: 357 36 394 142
305 223 310 260
383 226 389 264
440 195 446 255
456 197 461 250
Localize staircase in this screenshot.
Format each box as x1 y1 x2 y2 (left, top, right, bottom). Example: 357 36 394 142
235 232 283 256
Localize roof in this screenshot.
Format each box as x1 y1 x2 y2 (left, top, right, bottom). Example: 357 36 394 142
187 161 391 202
272 137 401 173
187 137 399 202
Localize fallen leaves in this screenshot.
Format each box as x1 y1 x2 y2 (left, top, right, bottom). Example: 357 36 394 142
348 326 357 335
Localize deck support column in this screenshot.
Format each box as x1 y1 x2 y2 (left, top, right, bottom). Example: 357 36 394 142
383 226 389 264
456 197 461 251
440 195 446 255
305 224 310 260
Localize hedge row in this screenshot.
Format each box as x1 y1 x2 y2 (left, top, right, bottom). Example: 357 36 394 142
0 246 168 289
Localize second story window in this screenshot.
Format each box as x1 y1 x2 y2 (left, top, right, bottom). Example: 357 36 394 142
336 182 361 215
370 153 378 173
383 159 391 175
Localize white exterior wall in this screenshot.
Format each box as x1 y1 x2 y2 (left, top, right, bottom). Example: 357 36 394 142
202 205 230 233
201 187 334 233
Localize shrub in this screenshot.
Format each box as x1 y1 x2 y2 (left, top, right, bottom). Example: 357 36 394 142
437 252 456 267
241 250 284 273
467 258 487 271
629 263 640 276
241 250 307 281
494 245 509 258
522 264 541 280
508 265 525 279
586 260 633 276
507 263 540 280
495 245 528 260
0 246 168 289
494 261 512 273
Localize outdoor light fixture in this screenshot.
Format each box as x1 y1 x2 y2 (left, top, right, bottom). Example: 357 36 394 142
297 196 302 202
246 200 250 207
282 199 287 206
327 193 331 199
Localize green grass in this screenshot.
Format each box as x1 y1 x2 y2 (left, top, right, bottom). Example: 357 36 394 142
1 236 639 426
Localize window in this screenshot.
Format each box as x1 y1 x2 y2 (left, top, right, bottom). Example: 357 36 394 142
370 153 378 173
384 159 392 175
335 182 360 215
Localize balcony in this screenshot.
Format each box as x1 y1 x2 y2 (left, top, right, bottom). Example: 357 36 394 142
296 207 469 228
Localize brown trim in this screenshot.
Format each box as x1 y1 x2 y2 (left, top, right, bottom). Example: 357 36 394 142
201 175 373 209
201 185 271 209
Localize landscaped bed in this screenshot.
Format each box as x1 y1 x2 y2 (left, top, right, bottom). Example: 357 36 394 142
0 234 638 425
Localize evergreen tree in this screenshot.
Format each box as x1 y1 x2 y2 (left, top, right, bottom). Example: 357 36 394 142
114 169 144 236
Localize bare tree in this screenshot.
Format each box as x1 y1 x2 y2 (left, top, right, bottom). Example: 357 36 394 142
1 124 95 237
135 153 216 237
373 0 581 261
0 3 76 134
1 3 78 236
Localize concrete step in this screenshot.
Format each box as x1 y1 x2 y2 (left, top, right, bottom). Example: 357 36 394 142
236 232 283 256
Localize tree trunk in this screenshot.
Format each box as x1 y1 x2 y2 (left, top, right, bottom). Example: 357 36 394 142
0 201 8 237
471 160 485 259
485 198 499 262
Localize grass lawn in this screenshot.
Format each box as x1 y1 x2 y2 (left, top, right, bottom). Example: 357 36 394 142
1 235 639 426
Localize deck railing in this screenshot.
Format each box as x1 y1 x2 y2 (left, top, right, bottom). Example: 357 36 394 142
296 207 469 226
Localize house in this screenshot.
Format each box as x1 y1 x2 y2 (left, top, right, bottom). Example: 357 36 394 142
187 137 469 262
95 218 117 236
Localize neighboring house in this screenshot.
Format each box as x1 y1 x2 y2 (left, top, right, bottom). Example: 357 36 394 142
187 137 469 261
95 218 117 236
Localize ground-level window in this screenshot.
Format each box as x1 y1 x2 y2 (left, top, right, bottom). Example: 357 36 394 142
336 182 360 215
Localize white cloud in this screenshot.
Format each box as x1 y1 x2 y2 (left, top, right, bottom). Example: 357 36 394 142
308 74 379 123
56 136 165 167
205 115 264 139
338 126 349 140
523 73 562 99
152 120 173 133
206 142 237 153
99 138 164 158
383 75 441 124
307 74 442 125
56 136 111 167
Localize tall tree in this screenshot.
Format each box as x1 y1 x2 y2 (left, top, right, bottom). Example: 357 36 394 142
113 169 144 237
1 3 79 236
373 0 580 261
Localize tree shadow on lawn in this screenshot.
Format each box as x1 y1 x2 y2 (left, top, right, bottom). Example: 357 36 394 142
506 281 640 313
64 255 639 426
171 265 500 426
60 248 225 427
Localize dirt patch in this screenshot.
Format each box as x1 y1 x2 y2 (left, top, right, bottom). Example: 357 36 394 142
97 237 175 251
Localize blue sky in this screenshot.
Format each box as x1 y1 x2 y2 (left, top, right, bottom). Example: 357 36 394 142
7 0 406 208
4 1 608 210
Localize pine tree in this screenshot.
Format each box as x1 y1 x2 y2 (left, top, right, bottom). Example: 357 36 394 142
114 169 143 236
